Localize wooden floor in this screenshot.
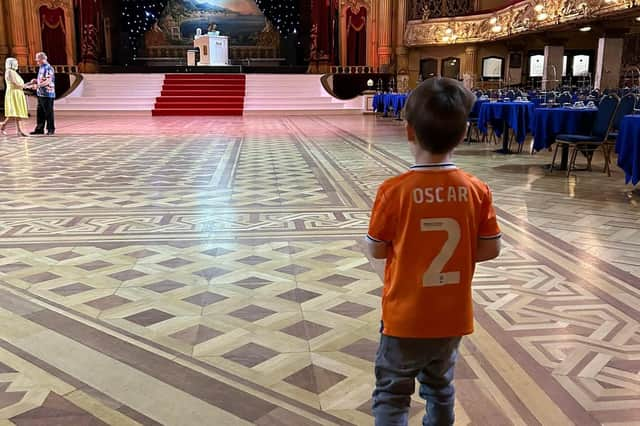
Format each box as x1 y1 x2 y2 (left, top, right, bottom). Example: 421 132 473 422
0 114 638 425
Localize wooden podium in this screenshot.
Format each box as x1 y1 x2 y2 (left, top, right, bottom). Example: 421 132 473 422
194 33 229 66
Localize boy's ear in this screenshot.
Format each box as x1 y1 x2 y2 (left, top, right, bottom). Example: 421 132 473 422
406 124 416 142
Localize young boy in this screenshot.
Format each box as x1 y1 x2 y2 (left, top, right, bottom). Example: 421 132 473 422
367 77 502 426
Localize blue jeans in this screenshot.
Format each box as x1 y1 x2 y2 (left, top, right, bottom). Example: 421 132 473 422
372 335 462 426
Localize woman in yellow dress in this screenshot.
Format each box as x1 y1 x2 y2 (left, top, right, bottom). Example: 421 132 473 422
1 57 30 137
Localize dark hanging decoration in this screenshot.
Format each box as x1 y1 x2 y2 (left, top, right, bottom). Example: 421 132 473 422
121 0 166 58
254 0 300 37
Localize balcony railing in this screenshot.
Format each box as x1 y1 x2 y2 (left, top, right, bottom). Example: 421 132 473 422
406 0 640 46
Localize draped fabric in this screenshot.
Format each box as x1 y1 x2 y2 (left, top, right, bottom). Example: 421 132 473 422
78 0 99 63
346 7 366 66
312 0 330 57
311 0 339 63
40 6 67 64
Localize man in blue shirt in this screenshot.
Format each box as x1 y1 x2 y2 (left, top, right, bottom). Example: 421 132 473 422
29 52 56 136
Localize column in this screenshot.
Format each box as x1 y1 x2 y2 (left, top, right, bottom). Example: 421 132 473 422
6 0 29 64
378 0 393 68
24 4 41 67
462 46 478 89
542 45 564 90
594 37 624 90
0 0 10 64
395 0 408 72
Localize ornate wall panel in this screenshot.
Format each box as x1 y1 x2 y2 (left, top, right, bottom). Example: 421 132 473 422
40 5 68 64
23 0 75 65
340 0 376 66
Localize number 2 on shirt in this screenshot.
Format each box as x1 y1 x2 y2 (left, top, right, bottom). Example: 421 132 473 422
420 218 461 287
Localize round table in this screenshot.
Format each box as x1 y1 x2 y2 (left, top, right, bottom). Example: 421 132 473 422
478 101 536 154
615 115 640 185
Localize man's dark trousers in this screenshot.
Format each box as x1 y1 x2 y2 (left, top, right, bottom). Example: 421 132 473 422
35 96 55 134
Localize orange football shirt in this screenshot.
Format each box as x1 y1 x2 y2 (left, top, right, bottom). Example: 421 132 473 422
367 163 501 338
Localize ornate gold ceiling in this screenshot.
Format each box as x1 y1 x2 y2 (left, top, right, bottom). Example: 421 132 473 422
405 0 640 46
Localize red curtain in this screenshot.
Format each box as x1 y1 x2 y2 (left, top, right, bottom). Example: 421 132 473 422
311 0 339 63
40 6 67 64
346 7 366 66
78 0 100 63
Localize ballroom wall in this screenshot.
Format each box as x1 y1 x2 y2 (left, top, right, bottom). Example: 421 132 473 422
406 32 604 87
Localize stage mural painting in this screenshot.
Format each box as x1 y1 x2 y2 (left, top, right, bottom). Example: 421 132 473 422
155 0 265 47
40 5 67 64
142 0 284 63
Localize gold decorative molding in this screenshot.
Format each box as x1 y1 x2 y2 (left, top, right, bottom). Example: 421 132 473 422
342 0 371 14
405 0 640 47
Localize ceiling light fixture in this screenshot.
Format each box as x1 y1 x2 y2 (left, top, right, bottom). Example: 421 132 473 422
492 24 503 32
537 12 548 20
534 4 545 12
579 26 592 31
636 16 640 21
489 16 498 24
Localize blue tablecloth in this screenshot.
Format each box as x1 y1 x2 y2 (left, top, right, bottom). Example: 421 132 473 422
615 115 640 185
477 102 536 144
531 107 598 152
373 93 409 117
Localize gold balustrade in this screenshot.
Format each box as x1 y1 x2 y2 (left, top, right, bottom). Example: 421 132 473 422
406 0 640 46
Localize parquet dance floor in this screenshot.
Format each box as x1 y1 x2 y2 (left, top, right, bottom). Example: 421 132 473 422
0 115 638 425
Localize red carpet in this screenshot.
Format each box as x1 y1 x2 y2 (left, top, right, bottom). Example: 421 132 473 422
152 74 245 116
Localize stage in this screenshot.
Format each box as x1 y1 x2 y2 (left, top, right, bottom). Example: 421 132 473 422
54 73 363 116
98 65 311 75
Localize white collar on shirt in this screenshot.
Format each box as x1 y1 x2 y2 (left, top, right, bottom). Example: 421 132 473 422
410 163 458 171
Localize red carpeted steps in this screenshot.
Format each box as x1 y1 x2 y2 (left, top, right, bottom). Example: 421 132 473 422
152 74 246 116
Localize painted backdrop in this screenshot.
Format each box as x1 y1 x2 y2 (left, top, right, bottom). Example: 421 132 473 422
159 0 266 45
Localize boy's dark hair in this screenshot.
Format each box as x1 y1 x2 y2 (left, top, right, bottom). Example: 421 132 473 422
405 77 475 154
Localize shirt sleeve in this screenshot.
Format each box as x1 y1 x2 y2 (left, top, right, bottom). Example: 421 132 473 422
478 185 501 240
367 185 395 243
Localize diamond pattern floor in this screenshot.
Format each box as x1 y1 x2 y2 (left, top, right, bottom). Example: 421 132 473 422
0 115 637 425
